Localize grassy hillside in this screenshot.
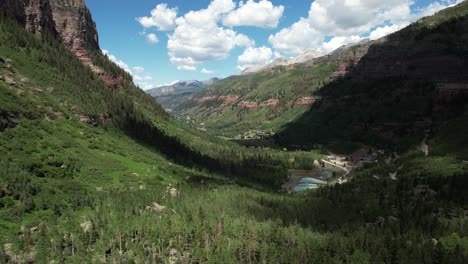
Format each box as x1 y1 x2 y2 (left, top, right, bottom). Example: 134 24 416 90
176 62 338 138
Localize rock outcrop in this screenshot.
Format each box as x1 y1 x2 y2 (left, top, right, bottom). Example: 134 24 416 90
0 0 136 90
49 0 99 53
0 0 99 54
0 0 57 36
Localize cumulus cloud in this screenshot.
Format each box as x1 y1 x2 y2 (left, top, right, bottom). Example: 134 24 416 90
137 3 177 31
177 65 197 71
133 66 145 73
269 18 323 55
369 24 402 40
223 0 284 28
201 68 215 74
133 75 153 82
167 0 254 71
146 33 159 44
237 46 273 70
139 82 155 91
269 0 462 55
321 36 364 53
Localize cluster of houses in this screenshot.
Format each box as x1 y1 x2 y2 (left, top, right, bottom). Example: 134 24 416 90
285 146 383 193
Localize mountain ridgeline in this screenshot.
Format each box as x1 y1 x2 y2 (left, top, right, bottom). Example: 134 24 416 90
278 2 468 148
176 3 468 147
0 0 467 263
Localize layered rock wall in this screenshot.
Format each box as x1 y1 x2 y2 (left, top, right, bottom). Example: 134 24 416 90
0 0 100 54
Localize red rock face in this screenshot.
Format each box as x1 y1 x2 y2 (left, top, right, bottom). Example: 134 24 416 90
194 96 219 104
100 73 125 90
331 62 354 80
0 0 58 36
259 99 279 107
1 0 99 53
221 95 240 107
1 0 124 89
49 0 100 53
195 97 281 111
23 0 57 36
237 101 258 109
194 95 239 105
295 96 321 106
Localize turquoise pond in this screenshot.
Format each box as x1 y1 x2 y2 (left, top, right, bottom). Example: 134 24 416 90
299 177 327 185
321 171 334 179
294 184 319 192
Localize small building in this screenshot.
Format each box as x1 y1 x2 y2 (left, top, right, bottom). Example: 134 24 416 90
349 147 376 163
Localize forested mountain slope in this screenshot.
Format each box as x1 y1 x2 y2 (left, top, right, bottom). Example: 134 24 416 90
175 39 372 138
175 57 343 138
278 1 468 149
177 1 468 144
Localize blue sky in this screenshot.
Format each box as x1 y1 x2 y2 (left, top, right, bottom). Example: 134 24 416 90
85 0 463 89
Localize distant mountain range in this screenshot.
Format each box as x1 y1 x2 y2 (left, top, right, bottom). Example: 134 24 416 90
146 78 220 110
240 41 374 75
240 50 324 75
146 78 220 97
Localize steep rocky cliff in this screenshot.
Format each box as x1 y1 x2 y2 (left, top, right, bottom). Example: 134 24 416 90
0 0 99 54
0 0 57 36
0 0 135 89
49 0 99 52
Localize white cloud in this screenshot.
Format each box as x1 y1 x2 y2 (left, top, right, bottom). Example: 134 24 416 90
223 0 284 28
146 33 159 44
134 75 153 81
156 80 180 88
321 36 364 53
137 3 178 31
411 0 464 19
133 66 145 73
139 82 155 91
201 68 215 74
273 51 282 59
177 65 197 71
269 0 462 55
167 0 254 71
269 18 323 55
237 46 273 69
369 24 402 40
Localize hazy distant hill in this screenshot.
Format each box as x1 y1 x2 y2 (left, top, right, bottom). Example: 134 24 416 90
146 78 220 110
